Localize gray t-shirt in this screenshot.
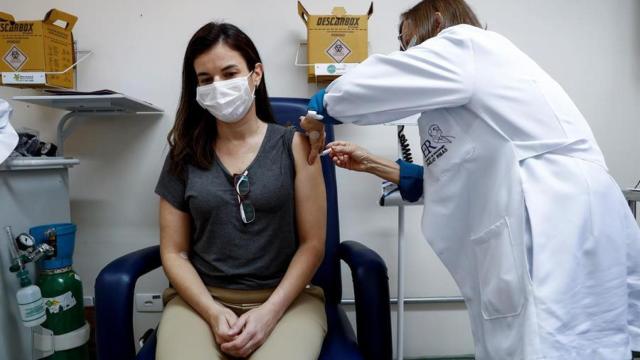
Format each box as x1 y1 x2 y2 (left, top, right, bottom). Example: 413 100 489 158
155 123 298 289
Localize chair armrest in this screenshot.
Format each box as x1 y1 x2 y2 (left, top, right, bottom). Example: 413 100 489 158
95 245 162 360
339 241 392 360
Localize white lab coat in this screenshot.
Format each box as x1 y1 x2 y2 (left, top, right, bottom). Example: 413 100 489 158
0 99 18 164
324 24 640 360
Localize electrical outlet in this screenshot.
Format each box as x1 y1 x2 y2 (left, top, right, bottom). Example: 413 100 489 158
83 296 94 307
135 293 163 312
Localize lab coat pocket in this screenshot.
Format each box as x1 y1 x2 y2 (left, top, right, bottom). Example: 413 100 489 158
471 217 525 320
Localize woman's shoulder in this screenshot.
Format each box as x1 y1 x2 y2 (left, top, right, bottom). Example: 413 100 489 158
268 122 296 136
266 122 297 146
264 122 308 164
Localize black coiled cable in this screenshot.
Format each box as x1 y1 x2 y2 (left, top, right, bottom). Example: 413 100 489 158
397 125 414 163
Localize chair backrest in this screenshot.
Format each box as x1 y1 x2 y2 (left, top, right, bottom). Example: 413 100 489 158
269 97 342 304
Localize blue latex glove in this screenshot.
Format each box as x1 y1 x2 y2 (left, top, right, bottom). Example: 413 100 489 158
308 89 341 124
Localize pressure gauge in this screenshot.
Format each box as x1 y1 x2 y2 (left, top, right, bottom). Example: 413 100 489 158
16 233 35 251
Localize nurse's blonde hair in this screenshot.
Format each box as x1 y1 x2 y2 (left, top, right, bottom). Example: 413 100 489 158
400 0 482 44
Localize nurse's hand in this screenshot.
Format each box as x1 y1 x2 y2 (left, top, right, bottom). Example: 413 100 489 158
327 140 401 184
300 115 325 165
325 141 372 172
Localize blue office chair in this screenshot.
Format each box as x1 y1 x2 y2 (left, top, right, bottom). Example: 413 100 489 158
94 98 392 360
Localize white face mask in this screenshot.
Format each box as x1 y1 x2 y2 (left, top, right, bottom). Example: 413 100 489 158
196 71 256 123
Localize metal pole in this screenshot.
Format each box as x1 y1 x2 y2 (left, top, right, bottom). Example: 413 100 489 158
395 124 406 360
397 205 406 360
340 296 465 306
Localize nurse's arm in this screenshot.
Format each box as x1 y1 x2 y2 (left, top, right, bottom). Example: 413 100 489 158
324 29 475 125
327 140 424 201
326 140 400 184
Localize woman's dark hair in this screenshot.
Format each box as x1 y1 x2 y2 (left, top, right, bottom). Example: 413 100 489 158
168 22 275 176
400 0 481 45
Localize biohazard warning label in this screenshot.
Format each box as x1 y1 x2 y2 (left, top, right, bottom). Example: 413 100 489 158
325 39 351 63
3 45 27 71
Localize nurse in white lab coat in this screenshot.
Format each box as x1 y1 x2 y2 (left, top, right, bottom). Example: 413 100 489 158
300 1 640 359
0 99 18 164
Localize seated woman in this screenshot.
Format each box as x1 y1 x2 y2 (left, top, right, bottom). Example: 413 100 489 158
155 22 327 360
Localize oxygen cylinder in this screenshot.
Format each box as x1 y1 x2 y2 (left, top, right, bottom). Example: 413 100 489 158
30 223 89 360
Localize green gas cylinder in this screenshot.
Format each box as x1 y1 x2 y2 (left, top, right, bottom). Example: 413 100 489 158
37 267 89 360
29 223 89 360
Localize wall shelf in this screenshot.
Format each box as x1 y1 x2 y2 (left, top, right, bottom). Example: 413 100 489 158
12 93 163 156
0 157 79 171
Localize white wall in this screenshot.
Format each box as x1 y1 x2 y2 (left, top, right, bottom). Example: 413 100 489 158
1 0 639 358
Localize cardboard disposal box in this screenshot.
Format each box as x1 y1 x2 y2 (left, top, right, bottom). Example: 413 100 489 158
0 9 77 89
298 2 373 83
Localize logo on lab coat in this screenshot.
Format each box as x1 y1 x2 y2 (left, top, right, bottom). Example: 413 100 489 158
422 124 454 166
428 124 455 144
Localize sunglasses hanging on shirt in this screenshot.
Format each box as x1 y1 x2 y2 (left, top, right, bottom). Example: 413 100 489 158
233 170 255 224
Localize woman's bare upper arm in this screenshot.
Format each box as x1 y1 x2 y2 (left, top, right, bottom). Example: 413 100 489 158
159 197 191 254
291 132 327 246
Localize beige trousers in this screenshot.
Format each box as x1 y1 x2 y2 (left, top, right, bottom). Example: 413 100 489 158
156 286 327 360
